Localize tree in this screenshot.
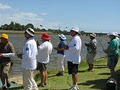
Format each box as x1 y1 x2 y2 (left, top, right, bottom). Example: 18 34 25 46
25 23 34 29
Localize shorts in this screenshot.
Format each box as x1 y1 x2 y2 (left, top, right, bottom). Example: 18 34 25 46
67 61 79 74
37 62 48 72
86 53 96 64
0 62 11 77
107 55 118 70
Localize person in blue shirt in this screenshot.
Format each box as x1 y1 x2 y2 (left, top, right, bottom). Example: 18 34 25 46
54 34 67 76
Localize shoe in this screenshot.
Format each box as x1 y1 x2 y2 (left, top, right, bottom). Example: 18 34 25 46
69 85 79 90
86 69 90 71
2 86 7 90
56 73 63 76
38 83 45 87
7 82 11 87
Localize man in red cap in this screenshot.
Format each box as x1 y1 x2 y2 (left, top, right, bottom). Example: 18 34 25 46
36 33 53 87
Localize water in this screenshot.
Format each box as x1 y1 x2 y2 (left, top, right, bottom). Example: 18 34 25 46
7 34 109 76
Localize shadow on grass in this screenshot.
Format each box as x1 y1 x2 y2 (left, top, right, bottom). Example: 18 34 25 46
47 74 56 78
94 66 107 69
78 79 107 90
78 70 87 73
114 69 120 90
94 64 107 69
9 86 23 90
98 72 111 75
94 65 106 66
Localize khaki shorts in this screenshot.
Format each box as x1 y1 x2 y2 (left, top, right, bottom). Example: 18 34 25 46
0 62 11 77
86 53 96 64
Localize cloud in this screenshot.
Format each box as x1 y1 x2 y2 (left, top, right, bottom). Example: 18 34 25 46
0 12 44 27
40 12 48 16
0 3 12 9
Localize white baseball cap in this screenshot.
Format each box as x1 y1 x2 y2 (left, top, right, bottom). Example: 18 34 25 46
70 27 79 33
25 28 35 36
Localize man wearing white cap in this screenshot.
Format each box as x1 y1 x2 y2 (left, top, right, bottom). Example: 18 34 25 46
104 32 119 77
64 27 82 90
85 33 97 72
17 28 38 90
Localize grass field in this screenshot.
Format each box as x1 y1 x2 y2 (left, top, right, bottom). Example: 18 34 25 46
8 57 120 90
34 57 120 90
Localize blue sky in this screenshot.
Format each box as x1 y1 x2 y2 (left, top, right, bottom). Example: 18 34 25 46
0 0 120 33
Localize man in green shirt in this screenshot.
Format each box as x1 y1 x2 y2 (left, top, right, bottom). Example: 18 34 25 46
104 32 119 77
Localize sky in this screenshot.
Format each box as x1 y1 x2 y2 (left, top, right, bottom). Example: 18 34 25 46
0 0 120 33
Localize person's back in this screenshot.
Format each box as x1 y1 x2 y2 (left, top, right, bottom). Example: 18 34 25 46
37 41 53 63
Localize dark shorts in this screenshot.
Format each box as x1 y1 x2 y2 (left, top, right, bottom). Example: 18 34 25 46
37 62 48 72
67 61 79 74
107 55 118 70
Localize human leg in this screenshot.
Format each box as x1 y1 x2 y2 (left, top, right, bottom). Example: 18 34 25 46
67 61 79 90
1 62 11 88
38 62 48 87
86 53 95 71
56 54 65 76
23 68 38 90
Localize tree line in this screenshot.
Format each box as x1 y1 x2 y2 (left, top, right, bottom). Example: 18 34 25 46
0 21 69 34
0 21 108 36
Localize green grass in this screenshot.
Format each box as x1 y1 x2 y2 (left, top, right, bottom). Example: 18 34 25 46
9 57 120 90
35 57 120 90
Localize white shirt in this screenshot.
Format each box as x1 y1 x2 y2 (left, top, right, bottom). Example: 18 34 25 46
37 41 53 64
22 37 38 70
65 35 82 64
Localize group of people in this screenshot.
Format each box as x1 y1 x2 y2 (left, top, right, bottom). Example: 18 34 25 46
0 27 119 90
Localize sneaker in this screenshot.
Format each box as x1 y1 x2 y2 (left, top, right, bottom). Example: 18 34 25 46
69 85 79 90
56 73 63 76
38 83 45 87
7 82 11 87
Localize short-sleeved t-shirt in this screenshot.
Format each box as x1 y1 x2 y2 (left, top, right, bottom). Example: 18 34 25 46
57 40 67 55
107 38 119 56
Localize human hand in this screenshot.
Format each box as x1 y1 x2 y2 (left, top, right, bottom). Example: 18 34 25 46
54 47 58 50
0 53 3 57
17 54 22 59
63 45 69 50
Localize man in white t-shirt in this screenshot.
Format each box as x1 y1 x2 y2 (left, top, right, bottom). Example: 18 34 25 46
36 33 53 87
17 28 38 90
64 27 82 90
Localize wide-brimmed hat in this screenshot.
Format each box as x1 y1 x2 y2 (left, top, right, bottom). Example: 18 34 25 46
107 32 116 36
70 27 79 33
58 34 66 40
90 33 96 37
25 28 35 36
40 33 51 40
0 33 8 39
